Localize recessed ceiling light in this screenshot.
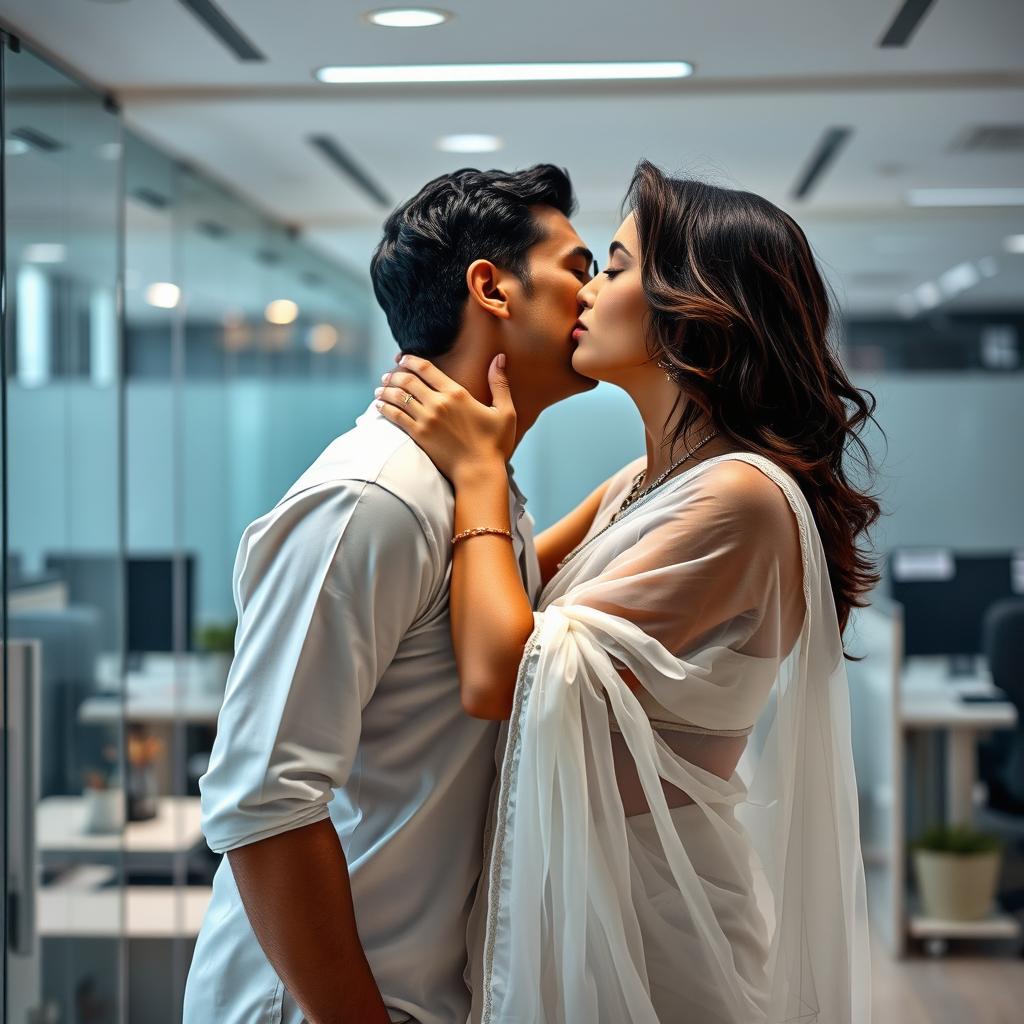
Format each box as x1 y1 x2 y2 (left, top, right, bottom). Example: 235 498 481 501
976 256 999 278
437 133 504 154
96 141 122 161
1004 234 1024 254
265 299 299 325
937 261 980 297
5 138 30 156
145 282 181 309
906 188 1024 208
912 281 942 309
23 243 67 264
307 323 339 353
365 7 451 28
314 60 694 85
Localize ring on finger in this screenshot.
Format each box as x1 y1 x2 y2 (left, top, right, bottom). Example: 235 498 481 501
402 391 415 406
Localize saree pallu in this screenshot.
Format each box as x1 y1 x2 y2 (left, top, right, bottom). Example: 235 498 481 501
467 453 870 1024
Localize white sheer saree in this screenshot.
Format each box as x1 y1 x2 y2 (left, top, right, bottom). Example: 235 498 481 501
468 453 870 1024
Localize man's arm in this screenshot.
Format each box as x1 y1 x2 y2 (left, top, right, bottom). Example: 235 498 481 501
228 819 389 1024
200 481 436 1022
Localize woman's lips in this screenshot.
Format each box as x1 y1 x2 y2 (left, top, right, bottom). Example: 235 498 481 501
572 322 588 341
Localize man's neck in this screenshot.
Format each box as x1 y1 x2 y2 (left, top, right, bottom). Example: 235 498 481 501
433 348 542 455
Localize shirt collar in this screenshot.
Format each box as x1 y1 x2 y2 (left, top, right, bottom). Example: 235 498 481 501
506 462 528 510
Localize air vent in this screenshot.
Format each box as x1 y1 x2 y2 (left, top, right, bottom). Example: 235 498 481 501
177 0 265 62
953 125 1024 154
309 135 391 209
791 127 852 201
197 219 230 239
10 126 62 152
131 187 172 210
878 0 936 48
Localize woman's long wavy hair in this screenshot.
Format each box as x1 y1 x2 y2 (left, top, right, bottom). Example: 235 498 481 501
627 160 882 642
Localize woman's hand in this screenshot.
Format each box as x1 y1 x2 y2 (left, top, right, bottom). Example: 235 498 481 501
375 353 516 486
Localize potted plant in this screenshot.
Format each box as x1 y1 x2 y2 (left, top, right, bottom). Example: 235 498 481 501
126 724 164 822
81 743 124 834
912 824 1004 921
195 619 236 692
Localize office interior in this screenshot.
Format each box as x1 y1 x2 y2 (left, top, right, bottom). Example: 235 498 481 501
0 2 1022 1021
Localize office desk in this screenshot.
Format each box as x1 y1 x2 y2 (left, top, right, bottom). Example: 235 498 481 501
37 795 204 872
79 687 223 725
900 658 1017 823
899 657 1020 950
38 882 211 939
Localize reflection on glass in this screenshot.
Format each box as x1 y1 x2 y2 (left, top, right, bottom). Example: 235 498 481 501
3 41 375 1024
4 39 127 1024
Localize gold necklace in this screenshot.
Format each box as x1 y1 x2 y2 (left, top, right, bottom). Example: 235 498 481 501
611 430 719 523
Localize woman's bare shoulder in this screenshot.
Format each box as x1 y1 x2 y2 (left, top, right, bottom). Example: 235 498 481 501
695 457 796 527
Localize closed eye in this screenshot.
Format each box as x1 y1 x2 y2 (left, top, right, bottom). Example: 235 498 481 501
603 268 623 279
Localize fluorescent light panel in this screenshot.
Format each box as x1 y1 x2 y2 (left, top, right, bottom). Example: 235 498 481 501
907 188 1024 208
315 61 693 84
437 133 503 153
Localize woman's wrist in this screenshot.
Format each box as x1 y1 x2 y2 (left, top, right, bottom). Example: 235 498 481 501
451 454 509 491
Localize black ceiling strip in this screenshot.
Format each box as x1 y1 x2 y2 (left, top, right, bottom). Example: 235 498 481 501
131 187 172 210
10 126 62 152
792 126 852 200
197 219 230 238
878 0 937 48
309 135 391 209
177 0 266 62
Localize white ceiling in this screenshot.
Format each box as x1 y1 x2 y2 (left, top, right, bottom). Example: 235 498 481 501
3 0 1024 314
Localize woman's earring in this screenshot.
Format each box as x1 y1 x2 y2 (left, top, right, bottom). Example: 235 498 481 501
657 357 680 383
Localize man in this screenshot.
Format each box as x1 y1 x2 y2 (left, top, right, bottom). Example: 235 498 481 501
183 164 596 1024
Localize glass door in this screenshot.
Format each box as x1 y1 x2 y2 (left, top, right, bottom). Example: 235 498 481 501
3 34 127 1024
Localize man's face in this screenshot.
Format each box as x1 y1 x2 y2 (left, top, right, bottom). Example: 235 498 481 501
501 206 599 408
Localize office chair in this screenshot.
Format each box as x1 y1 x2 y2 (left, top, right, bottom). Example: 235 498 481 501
981 599 1024 807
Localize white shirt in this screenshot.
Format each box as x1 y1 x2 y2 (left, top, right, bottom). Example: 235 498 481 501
183 401 540 1024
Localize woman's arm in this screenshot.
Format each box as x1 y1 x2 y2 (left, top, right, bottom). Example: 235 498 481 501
448 460 537 719
375 354 536 719
534 475 614 586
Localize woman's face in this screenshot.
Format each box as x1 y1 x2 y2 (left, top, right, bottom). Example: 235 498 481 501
571 213 652 384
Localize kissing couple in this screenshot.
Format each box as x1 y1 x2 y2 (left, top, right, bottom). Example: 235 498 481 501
184 160 875 1024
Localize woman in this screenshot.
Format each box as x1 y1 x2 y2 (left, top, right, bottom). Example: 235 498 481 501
375 161 878 1023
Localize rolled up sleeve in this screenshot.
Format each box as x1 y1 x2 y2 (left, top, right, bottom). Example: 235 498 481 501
199 480 436 854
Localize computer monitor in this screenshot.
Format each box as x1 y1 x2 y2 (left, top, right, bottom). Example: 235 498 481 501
44 552 195 655
126 556 195 655
887 550 1022 665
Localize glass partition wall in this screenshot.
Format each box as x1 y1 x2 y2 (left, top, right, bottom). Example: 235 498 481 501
2 36 374 1024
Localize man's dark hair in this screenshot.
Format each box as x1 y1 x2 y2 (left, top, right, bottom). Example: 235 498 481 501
370 164 576 357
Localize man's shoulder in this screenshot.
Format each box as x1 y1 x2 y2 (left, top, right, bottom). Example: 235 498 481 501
279 406 454 544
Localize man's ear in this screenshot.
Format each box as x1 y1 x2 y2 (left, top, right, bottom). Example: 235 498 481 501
466 259 513 321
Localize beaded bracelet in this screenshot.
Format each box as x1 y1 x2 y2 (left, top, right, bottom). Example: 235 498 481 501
451 527 514 545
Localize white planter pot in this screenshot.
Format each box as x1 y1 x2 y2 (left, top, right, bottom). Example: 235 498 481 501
82 786 125 834
913 849 1002 921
